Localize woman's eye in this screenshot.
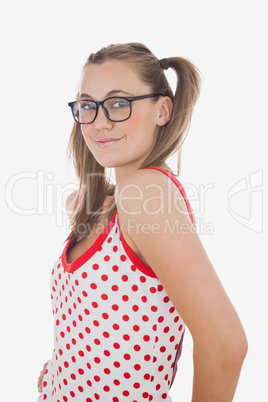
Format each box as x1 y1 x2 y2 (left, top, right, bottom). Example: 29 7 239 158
112 99 129 108
80 102 96 111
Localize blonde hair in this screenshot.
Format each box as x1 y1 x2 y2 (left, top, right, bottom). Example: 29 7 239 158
65 42 201 242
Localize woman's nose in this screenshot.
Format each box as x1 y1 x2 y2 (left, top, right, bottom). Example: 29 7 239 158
93 105 113 130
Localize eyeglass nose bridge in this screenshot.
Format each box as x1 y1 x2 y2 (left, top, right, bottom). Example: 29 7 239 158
93 100 110 122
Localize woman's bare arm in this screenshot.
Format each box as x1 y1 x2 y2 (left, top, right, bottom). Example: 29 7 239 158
116 169 248 401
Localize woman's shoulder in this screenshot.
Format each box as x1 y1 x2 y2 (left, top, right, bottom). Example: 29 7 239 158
115 166 191 222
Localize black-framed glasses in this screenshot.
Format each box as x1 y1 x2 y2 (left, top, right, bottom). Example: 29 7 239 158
68 93 164 124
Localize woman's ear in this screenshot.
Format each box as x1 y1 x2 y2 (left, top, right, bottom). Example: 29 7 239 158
157 96 173 127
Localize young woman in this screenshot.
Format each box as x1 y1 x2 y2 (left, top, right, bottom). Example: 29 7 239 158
37 43 247 401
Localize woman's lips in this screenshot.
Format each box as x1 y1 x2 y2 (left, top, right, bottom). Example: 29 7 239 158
95 138 122 148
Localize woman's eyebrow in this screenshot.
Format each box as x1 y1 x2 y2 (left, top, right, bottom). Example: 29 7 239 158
79 90 133 100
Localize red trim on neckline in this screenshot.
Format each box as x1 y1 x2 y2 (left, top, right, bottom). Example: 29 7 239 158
61 212 117 274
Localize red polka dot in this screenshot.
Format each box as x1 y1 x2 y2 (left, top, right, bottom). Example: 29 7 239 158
179 324 183 331
101 274 108 281
94 357 101 364
114 380 120 386
93 320 99 327
70 373 76 380
122 275 128 281
124 372 130 378
104 368 110 374
144 354 151 361
123 334 130 341
134 364 141 370
150 287 157 293
113 246 118 252
134 382 140 388
78 368 84 375
124 353 131 360
84 308 90 315
92 264 99 270
142 315 149 322
120 255 127 262
140 276 146 283
103 331 110 338
141 296 147 303
102 312 109 319
104 255 110 261
132 285 138 292
112 285 118 291
103 385 110 392
134 344 141 351
90 283 97 290
92 302 98 308
122 315 129 321
112 265 119 272
113 342 120 349
112 304 119 311
82 291 88 297
101 293 108 300
82 272 87 279
133 325 140 332
122 295 129 301
123 390 129 396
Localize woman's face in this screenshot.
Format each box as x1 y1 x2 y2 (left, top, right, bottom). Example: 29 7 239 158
79 60 170 176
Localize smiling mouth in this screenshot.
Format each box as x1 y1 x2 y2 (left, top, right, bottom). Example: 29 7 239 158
95 138 122 148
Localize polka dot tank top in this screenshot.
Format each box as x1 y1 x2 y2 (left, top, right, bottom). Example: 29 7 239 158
38 167 195 402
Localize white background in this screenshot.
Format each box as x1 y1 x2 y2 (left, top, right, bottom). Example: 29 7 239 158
1 0 267 400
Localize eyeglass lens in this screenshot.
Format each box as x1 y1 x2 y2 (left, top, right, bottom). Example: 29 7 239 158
72 98 131 124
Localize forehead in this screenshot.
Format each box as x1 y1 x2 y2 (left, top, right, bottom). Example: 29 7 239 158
80 60 150 98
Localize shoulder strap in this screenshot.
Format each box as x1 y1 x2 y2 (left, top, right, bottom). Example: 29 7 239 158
144 166 195 227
